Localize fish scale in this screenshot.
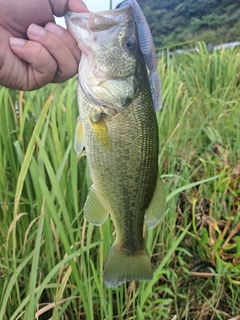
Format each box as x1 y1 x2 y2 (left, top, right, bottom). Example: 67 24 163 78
65 2 165 287
80 79 158 265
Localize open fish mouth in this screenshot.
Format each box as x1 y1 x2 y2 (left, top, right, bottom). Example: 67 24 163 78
65 6 134 53
65 6 139 113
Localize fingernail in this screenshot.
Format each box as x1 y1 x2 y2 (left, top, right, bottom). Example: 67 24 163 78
28 24 46 37
45 22 64 36
10 37 26 46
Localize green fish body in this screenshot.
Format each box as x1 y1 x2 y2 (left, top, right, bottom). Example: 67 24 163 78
65 4 165 287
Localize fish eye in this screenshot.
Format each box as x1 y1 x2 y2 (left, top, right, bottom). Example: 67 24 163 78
123 37 136 52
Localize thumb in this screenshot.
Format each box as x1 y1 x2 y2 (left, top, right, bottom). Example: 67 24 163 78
49 0 89 17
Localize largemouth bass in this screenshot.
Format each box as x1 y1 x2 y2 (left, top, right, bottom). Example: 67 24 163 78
65 1 166 288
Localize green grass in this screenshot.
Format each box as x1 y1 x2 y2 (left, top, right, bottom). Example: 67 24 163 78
0 42 239 319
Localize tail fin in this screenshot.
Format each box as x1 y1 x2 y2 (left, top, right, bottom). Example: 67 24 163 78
103 243 153 288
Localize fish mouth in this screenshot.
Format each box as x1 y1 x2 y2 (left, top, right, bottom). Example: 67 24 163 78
65 6 134 54
65 5 133 26
65 5 138 114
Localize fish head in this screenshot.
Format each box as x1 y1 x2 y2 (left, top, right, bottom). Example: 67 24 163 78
65 6 145 113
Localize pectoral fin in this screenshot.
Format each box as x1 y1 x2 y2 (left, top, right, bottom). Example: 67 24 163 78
90 114 111 151
84 186 109 225
74 117 84 155
145 175 166 229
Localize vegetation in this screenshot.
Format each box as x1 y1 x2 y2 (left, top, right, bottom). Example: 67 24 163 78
0 43 239 319
137 0 240 47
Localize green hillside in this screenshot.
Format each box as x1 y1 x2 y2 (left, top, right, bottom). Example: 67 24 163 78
137 0 240 47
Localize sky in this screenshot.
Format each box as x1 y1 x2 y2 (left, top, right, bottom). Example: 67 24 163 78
55 0 120 27
84 0 120 11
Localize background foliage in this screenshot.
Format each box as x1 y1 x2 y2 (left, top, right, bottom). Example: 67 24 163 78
0 43 240 319
137 0 240 47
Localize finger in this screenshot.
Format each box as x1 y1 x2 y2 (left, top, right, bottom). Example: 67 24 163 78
49 0 89 17
27 23 79 83
0 27 16 88
10 37 57 90
45 22 81 65
0 0 55 37
67 0 89 13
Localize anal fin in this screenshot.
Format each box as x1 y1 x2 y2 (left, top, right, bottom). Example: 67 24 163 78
84 186 109 225
145 175 166 229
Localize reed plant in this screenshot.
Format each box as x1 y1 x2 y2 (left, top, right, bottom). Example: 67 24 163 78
0 43 239 319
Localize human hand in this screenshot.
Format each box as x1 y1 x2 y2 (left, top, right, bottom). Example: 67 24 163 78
0 0 88 90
